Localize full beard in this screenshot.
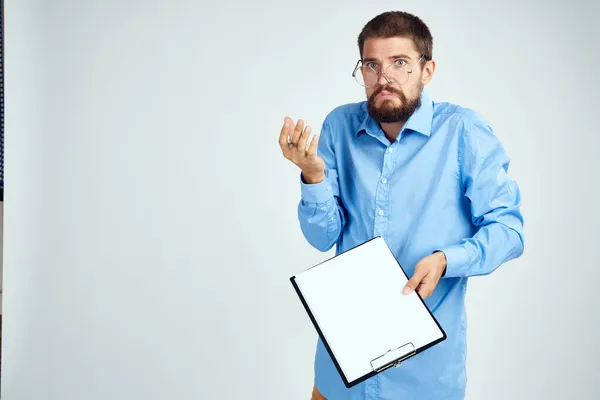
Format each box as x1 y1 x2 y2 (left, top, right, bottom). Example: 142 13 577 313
367 84 423 123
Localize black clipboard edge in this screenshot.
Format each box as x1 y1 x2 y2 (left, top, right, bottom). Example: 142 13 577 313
290 236 447 388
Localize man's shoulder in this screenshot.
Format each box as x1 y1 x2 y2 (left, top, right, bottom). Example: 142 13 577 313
432 99 500 149
432 98 494 130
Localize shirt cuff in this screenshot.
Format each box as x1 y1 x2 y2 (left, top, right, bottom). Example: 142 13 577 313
437 244 472 278
299 171 334 204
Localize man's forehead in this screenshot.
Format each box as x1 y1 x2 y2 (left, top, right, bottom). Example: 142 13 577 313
362 37 419 59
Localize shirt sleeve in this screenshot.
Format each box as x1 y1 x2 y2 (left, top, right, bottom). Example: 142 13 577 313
297 118 347 252
439 111 525 278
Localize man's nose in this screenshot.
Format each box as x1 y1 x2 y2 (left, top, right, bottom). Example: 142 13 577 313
377 69 392 86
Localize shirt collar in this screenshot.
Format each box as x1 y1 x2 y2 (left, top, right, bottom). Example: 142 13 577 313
356 87 433 138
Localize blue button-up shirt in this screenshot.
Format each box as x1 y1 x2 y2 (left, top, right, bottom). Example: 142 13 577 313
297 88 524 400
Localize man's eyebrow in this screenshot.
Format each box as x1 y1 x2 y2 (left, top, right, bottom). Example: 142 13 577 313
362 54 413 62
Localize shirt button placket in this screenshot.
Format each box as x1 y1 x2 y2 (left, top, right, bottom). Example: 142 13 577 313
374 146 393 237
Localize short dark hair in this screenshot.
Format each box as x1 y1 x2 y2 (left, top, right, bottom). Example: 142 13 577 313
357 11 433 63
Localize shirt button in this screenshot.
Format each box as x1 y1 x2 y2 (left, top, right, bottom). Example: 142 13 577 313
327 185 332 191
381 178 387 184
388 148 394 153
378 209 384 216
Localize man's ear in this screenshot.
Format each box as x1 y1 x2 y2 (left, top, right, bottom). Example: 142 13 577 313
421 59 436 84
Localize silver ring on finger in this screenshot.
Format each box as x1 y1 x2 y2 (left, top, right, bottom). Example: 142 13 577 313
288 142 295 149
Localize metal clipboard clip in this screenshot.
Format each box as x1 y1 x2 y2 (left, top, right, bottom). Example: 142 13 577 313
369 342 416 372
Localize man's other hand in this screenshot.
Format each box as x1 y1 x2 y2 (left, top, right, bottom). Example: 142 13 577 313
403 252 447 299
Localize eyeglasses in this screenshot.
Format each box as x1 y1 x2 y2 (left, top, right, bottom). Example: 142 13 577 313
352 55 425 87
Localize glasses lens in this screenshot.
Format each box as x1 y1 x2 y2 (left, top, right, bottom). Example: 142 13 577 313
361 68 379 87
354 67 368 87
353 69 364 86
384 64 409 85
354 64 411 87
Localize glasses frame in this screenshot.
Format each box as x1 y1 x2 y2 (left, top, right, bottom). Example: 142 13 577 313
352 55 426 87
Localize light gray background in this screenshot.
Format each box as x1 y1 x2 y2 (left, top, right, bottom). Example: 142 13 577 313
4 1 599 399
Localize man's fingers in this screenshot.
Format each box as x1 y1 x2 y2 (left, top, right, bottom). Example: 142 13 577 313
297 125 312 153
307 131 320 157
279 117 293 153
403 267 427 295
417 279 433 299
291 119 305 145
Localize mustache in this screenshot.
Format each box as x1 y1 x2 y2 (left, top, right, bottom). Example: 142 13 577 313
371 85 404 99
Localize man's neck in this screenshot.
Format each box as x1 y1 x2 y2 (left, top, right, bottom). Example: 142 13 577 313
380 121 405 143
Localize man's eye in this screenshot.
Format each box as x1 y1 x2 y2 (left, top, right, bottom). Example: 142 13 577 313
366 62 377 69
394 59 407 67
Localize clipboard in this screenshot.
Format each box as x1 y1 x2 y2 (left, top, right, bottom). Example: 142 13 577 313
290 236 447 388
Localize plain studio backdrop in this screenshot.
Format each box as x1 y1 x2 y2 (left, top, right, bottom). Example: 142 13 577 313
4 0 599 399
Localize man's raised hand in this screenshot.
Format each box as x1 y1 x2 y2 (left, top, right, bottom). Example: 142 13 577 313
279 117 325 184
